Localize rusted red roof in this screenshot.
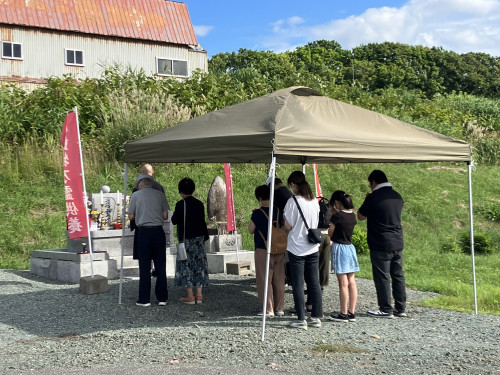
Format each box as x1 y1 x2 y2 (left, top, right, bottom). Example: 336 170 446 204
0 0 198 46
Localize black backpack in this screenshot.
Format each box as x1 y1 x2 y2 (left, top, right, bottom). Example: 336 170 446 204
318 197 332 229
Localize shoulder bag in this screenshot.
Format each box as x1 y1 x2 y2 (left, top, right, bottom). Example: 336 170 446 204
176 200 188 261
292 196 322 244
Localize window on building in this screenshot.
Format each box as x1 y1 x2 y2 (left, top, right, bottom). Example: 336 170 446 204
65 49 84 66
156 57 188 77
2 41 22 60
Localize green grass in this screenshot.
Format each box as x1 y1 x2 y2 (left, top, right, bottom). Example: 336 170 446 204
1 144 499 315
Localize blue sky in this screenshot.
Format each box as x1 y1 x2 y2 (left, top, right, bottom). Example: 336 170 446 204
183 0 500 57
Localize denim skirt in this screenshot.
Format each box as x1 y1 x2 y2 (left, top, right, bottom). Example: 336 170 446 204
331 242 360 274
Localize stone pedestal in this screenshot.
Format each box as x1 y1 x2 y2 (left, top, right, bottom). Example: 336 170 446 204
205 234 243 253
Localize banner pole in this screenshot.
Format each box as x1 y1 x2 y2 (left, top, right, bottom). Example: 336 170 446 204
74 106 94 278
119 163 128 305
312 163 323 200
467 161 478 314
224 163 239 261
261 154 276 341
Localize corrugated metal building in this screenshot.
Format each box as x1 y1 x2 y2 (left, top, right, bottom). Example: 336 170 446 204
0 0 207 89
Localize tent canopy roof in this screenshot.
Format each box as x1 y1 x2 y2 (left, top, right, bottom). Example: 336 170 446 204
124 86 471 164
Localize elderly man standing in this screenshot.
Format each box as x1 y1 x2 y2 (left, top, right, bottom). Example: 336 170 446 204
357 170 407 318
131 164 169 276
134 164 165 193
128 176 170 306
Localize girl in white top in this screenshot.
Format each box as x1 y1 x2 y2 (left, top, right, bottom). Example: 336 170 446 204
283 171 322 330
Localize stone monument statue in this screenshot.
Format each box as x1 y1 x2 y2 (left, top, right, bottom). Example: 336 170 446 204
207 176 227 233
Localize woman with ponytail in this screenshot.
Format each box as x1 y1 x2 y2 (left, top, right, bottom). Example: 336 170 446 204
327 190 359 323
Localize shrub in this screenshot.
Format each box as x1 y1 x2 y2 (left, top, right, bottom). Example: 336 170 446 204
352 226 369 255
441 237 461 253
459 232 493 255
476 204 500 222
485 208 499 222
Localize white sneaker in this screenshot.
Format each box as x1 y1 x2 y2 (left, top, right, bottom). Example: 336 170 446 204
367 309 394 318
307 317 322 328
256 311 274 317
289 319 308 330
136 302 151 307
158 302 167 306
275 310 285 317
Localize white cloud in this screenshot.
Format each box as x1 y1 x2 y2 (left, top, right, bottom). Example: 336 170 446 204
261 0 500 56
193 25 214 37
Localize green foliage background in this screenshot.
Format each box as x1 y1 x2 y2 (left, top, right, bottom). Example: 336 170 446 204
1 40 499 315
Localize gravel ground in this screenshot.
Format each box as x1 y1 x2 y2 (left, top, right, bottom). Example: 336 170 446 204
0 269 499 375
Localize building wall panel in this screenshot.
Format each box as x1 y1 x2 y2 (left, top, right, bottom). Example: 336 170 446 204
0 27 207 83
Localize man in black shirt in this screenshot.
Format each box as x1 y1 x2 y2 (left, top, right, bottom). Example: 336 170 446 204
267 177 292 213
358 170 407 318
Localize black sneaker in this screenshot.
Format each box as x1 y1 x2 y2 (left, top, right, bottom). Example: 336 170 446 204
328 312 349 323
394 310 407 317
347 311 356 322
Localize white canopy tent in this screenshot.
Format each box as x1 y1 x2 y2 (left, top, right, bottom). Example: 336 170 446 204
119 87 476 340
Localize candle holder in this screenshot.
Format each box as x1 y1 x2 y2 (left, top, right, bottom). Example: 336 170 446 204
116 203 121 225
100 203 106 230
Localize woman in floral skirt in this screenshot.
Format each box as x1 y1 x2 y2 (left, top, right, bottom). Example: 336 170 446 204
172 177 209 304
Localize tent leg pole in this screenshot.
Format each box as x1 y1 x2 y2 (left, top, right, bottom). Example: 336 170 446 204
261 155 277 341
467 162 477 314
118 163 128 305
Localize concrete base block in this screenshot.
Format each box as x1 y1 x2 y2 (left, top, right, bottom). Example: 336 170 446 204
31 249 110 284
31 247 178 284
205 234 243 253
226 261 252 276
30 257 58 280
166 254 176 276
206 250 255 274
79 275 109 294
166 246 177 255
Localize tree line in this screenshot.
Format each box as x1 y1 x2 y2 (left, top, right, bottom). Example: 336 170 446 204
210 40 500 99
0 40 498 164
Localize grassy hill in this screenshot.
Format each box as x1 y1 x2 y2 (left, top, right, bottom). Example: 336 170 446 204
1 143 499 315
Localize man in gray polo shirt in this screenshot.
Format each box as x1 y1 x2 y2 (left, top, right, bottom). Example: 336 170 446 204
128 176 170 306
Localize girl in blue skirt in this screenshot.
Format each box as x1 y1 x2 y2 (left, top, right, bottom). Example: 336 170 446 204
328 190 359 322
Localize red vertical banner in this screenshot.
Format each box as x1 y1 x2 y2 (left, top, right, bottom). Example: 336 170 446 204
312 163 323 200
224 163 236 232
61 112 88 239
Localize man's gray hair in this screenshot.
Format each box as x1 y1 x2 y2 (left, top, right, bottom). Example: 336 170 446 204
138 178 153 189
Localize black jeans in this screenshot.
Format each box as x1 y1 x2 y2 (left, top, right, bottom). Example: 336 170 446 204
137 226 168 304
288 251 322 320
370 250 406 313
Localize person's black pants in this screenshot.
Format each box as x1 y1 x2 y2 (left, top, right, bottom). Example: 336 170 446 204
288 251 322 320
370 250 406 313
136 226 168 304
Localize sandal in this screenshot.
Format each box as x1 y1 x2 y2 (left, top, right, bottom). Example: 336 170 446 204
180 296 196 305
